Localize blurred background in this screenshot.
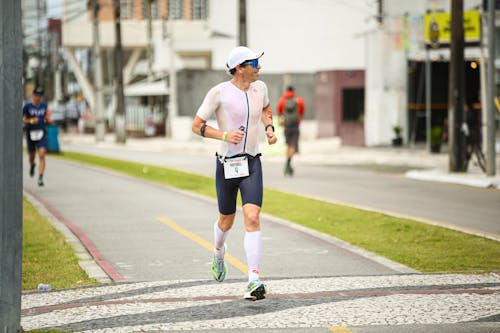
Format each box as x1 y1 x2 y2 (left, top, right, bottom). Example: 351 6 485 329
20 0 500 151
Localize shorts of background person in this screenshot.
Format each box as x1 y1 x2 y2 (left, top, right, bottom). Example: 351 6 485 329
26 132 48 153
284 127 300 153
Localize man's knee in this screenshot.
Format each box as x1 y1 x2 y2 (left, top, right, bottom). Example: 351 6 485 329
243 205 261 231
218 213 235 232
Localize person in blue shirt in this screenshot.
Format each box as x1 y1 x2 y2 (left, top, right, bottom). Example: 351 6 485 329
22 87 52 186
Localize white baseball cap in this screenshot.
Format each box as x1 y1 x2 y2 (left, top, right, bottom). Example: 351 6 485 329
226 46 264 70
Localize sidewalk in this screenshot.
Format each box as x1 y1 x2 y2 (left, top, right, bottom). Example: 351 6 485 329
57 133 500 189
21 273 500 332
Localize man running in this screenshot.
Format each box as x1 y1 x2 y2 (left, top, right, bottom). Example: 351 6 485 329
22 87 52 186
277 85 305 176
192 46 277 300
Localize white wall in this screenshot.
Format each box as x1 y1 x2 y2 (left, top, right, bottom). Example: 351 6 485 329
209 0 377 73
364 0 482 146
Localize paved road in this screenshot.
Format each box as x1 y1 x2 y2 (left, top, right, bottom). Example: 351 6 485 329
60 143 500 238
23 157 401 281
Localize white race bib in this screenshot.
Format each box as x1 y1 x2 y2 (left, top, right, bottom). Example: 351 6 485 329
223 156 249 179
29 129 44 141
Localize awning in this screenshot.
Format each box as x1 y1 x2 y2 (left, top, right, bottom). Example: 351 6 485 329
124 80 169 97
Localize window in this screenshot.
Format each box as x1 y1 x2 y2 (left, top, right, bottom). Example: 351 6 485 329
192 0 208 20
168 0 183 20
342 88 365 122
120 0 133 19
142 0 160 19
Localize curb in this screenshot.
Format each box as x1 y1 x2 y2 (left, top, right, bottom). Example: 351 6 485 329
23 190 112 284
406 169 500 189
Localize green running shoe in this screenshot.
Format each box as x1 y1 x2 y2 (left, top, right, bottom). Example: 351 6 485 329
212 256 227 282
37 176 44 187
244 279 267 301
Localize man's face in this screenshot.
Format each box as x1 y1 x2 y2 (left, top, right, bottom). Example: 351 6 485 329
32 94 42 105
239 59 261 82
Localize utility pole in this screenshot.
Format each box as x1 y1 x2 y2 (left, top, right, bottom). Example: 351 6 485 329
448 0 465 172
0 0 23 331
167 21 178 138
93 0 105 142
377 0 384 25
485 0 496 176
146 0 154 116
239 0 247 45
114 0 126 143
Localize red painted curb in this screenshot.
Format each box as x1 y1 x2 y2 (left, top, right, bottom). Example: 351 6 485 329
25 188 124 281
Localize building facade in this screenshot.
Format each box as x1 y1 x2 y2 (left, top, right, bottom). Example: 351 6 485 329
58 0 498 146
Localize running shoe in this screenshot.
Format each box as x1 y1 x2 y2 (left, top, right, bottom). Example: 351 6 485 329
212 256 227 282
284 164 294 177
244 279 267 301
37 176 44 187
29 164 36 177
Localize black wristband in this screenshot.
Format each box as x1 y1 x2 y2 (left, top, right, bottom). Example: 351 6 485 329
265 124 275 132
200 124 207 137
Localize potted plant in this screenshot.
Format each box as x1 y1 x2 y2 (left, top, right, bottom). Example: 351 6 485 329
392 125 403 147
430 126 442 153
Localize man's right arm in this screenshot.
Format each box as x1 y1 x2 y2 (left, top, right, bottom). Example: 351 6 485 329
22 105 34 125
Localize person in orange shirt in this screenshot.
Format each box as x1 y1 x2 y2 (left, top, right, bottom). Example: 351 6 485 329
277 86 305 176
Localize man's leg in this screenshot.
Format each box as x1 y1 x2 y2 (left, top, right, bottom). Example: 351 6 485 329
28 151 36 177
243 203 261 280
212 213 235 282
37 147 46 186
284 128 299 176
215 213 234 257
242 203 266 300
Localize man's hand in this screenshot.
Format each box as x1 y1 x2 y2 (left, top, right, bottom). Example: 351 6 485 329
266 130 277 145
227 128 245 144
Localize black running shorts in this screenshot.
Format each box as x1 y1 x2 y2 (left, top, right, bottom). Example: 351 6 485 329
215 155 263 215
284 126 300 152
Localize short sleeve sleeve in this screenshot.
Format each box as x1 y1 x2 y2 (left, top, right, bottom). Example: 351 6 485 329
196 85 220 121
262 82 270 108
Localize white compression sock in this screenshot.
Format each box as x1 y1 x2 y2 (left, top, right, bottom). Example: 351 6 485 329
213 221 228 259
244 230 262 282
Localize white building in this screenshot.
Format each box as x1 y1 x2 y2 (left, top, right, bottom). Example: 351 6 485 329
60 0 497 146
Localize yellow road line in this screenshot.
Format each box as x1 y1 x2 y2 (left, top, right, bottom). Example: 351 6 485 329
156 216 248 275
329 326 353 333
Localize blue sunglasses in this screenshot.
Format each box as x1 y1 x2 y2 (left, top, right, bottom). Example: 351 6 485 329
240 58 259 68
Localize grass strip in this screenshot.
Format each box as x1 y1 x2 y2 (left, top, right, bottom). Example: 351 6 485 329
54 151 500 273
23 197 98 291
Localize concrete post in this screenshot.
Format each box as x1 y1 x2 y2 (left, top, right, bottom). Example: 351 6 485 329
239 0 247 46
93 0 106 142
0 0 23 331
114 0 126 144
448 0 465 172
486 0 496 176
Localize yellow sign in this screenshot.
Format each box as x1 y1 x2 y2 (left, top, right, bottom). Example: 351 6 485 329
424 10 480 46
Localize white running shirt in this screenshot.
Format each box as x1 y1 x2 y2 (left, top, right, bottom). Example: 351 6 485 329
196 80 270 157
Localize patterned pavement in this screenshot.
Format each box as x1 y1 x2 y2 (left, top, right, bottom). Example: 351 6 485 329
21 273 500 332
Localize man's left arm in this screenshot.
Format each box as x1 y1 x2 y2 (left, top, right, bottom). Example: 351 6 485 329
262 104 277 144
297 97 306 120
44 107 53 124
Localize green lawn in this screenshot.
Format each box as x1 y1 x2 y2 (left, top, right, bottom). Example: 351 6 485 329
52 151 500 273
23 197 98 291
